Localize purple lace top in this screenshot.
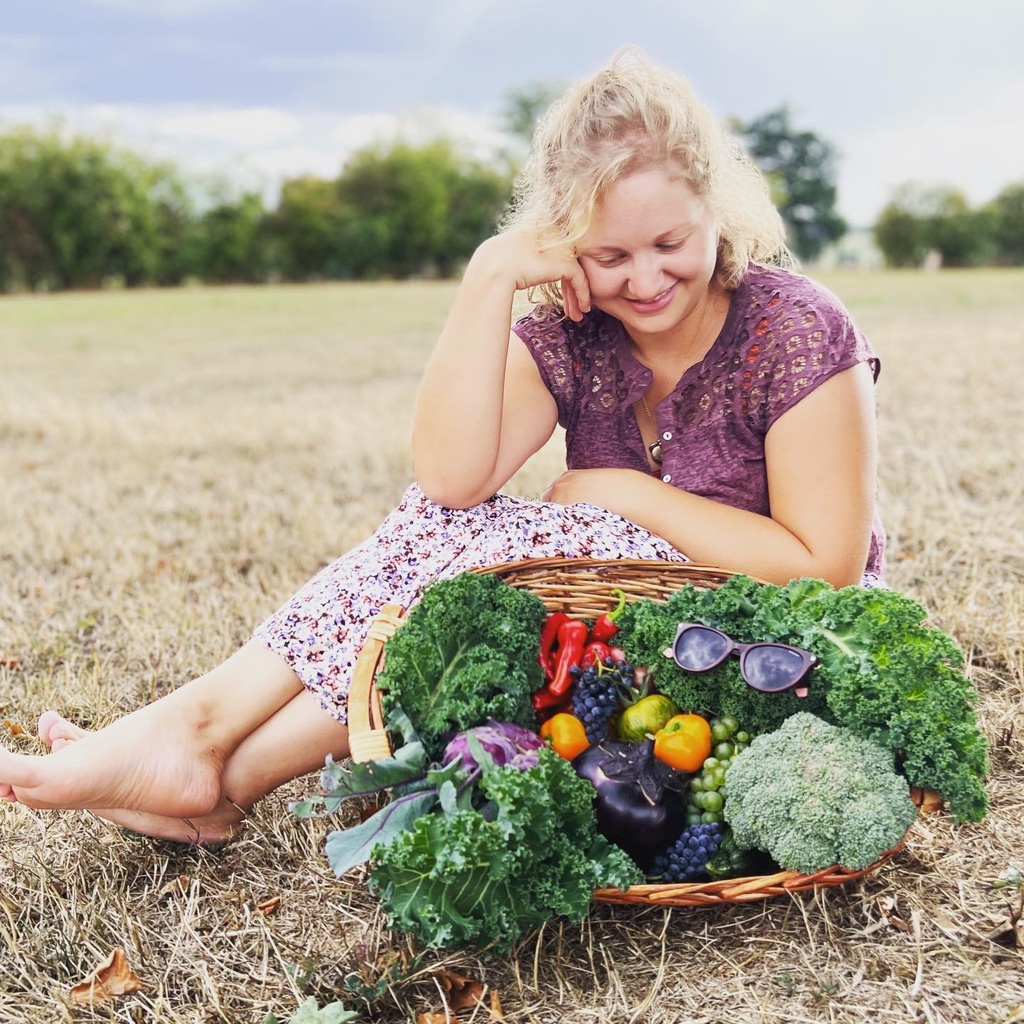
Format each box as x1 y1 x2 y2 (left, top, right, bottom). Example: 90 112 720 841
513 264 886 578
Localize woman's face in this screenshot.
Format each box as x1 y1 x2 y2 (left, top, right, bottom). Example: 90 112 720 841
575 166 719 344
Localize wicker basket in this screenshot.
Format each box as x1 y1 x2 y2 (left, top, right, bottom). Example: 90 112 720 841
347 556 917 907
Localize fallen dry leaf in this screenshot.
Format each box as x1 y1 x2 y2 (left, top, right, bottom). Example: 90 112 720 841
0 657 22 672
434 968 485 1012
489 989 505 1020
157 875 191 900
2 719 26 736
256 895 282 916
878 896 912 933
67 948 144 1007
931 909 965 940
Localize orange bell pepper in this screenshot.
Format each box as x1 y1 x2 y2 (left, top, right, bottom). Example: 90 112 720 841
653 713 713 773
539 712 591 761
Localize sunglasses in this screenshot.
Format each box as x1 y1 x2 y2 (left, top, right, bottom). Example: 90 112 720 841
663 623 817 697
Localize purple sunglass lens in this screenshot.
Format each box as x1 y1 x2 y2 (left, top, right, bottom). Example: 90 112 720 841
673 626 731 671
742 645 807 692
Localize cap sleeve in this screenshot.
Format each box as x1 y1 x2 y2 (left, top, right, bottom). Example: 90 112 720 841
740 275 880 432
512 308 580 428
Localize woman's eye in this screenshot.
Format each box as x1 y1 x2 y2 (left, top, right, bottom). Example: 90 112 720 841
595 254 625 268
657 241 684 253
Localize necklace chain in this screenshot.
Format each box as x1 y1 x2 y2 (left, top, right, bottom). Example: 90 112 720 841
638 294 713 469
640 394 663 465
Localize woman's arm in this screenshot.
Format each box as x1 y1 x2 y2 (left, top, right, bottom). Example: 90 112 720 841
543 363 877 587
412 232 590 508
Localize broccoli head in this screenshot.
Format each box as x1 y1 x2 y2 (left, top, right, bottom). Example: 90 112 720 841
724 712 918 873
375 571 547 760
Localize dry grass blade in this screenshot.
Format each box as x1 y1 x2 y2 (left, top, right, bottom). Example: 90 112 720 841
1 272 1023 1023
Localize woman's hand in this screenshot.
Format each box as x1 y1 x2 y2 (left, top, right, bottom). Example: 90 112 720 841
474 231 592 322
543 468 655 513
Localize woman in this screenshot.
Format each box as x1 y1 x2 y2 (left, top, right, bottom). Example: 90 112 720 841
0 50 882 842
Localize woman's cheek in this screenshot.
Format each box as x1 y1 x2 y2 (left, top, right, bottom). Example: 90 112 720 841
582 266 623 304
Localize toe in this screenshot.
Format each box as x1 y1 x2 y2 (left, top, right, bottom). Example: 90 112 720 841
38 711 87 748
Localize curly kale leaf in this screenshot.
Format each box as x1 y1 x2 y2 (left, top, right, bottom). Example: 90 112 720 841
767 582 989 821
368 749 640 951
617 576 832 734
616 576 989 820
375 572 548 760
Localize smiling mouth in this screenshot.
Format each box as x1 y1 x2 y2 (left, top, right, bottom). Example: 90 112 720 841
626 285 676 313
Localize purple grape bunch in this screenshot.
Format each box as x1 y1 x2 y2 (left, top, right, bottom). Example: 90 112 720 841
650 821 724 882
571 658 634 744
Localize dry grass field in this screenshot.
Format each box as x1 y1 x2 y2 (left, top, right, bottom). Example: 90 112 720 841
0 271 1022 1023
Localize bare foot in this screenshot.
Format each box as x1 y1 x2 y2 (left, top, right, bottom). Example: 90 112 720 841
1 699 224 821
4 709 245 844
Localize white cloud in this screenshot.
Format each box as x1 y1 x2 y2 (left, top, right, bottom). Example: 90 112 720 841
154 107 300 146
838 73 1024 224
83 0 254 15
0 100 511 204
0 33 69 100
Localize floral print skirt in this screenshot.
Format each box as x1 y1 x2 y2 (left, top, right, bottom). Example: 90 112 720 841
252 483 688 723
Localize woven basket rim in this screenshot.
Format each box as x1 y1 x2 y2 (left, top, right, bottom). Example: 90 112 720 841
346 556 915 907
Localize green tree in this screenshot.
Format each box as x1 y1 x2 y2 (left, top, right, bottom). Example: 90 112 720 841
733 107 847 262
334 140 512 279
0 127 182 290
192 192 271 284
985 181 1024 265
872 183 990 268
502 81 566 145
270 175 345 281
435 157 514 277
336 142 448 279
873 196 927 268
922 186 989 267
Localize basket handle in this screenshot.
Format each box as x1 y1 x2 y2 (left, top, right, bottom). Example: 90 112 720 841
347 603 405 763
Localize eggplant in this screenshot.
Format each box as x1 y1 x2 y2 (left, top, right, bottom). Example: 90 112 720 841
572 738 690 869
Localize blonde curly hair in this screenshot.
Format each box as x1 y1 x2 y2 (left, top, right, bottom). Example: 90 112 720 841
503 48 791 306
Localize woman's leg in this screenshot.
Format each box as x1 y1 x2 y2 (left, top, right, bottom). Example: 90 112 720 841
0 640 347 838
30 685 350 843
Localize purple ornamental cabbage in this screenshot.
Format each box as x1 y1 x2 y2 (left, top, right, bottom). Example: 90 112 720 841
442 720 546 773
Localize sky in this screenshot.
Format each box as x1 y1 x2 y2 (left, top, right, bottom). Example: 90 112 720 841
2 0 1022 227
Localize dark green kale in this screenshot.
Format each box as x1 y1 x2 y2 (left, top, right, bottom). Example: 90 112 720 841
776 582 989 822
617 576 832 733
616 576 989 822
375 572 548 760
368 748 641 951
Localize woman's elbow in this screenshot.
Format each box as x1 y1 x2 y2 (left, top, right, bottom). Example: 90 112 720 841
414 469 492 510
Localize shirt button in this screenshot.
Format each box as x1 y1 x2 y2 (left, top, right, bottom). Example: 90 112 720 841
662 431 672 441
662 473 672 483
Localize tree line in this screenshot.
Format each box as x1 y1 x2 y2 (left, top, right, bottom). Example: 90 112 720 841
2 98 1017 294
0 128 515 292
872 182 1024 268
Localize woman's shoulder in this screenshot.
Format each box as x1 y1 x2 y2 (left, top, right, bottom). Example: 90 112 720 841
737 263 856 329
724 264 877 426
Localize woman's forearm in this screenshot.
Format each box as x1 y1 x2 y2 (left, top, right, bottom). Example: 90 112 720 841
546 469 869 588
620 478 860 587
412 250 517 501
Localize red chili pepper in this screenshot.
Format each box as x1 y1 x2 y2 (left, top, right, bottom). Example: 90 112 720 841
549 619 589 697
580 640 612 669
538 611 570 681
531 684 570 717
589 589 628 643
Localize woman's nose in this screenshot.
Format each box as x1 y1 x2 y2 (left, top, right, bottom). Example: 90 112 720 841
627 254 668 301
